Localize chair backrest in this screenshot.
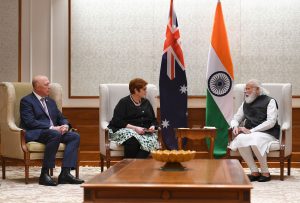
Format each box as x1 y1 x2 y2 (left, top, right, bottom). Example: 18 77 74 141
234 83 292 155
0 82 62 157
99 83 158 155
99 84 158 127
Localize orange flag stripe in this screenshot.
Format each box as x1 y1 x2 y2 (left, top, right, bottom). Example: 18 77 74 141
211 2 234 79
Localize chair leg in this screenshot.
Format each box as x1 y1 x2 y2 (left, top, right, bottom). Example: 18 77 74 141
280 159 284 181
25 164 29 184
24 152 30 184
76 162 79 178
106 157 111 169
287 157 291 176
50 168 53 176
76 148 80 178
1 156 6 179
100 154 104 172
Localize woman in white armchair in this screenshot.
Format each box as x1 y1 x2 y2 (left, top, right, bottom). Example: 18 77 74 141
108 78 159 158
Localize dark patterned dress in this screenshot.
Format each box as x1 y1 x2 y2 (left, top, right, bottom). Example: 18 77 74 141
108 95 159 152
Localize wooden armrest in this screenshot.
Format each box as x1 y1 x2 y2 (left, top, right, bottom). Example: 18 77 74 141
104 128 111 152
228 128 233 142
226 128 233 158
20 130 29 153
280 129 286 151
157 128 163 150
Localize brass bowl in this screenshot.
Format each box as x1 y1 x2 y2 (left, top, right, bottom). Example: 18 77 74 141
151 150 196 163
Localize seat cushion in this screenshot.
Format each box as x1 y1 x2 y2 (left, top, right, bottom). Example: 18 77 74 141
268 141 280 151
29 151 65 160
230 141 280 156
26 142 66 152
109 140 124 151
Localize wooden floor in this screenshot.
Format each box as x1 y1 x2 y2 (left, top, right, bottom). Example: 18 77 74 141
82 159 252 203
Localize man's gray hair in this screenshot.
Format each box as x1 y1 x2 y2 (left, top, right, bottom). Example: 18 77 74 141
32 75 47 89
247 79 269 96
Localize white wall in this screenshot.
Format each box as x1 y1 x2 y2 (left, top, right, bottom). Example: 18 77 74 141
20 0 98 107
1 0 300 107
0 0 18 82
70 0 300 97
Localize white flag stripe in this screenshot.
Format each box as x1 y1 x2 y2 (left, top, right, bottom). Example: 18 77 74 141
207 45 233 124
172 7 176 28
167 51 172 79
165 47 185 79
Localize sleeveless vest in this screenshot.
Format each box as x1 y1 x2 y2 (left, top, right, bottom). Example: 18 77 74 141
243 95 280 139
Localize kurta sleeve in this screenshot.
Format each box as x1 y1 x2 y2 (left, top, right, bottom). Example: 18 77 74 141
230 103 245 128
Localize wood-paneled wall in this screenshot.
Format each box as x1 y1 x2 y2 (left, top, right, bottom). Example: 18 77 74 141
63 108 100 166
61 107 300 167
1 107 300 167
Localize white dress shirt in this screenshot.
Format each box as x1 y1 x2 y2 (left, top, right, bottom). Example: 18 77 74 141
33 91 45 107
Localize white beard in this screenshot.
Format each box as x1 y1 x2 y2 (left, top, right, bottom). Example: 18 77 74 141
244 92 257 104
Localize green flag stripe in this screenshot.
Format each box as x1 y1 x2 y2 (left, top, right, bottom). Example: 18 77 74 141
205 90 229 158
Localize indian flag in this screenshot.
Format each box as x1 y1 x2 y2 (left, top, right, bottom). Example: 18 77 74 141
206 0 234 158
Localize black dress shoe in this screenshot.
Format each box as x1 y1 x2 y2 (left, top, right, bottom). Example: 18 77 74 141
247 174 261 182
39 173 57 186
258 175 271 182
58 172 84 184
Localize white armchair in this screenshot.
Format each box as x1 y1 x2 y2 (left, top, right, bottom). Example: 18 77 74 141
227 83 292 180
0 82 79 183
99 84 159 171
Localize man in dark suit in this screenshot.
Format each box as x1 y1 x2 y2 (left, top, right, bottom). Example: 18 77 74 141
20 75 84 186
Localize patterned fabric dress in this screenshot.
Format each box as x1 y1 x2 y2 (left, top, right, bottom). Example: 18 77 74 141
107 95 160 152
109 128 159 152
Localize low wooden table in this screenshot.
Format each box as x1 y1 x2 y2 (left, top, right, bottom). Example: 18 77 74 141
82 159 252 203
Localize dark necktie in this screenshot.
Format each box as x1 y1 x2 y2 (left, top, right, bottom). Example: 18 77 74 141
40 98 54 126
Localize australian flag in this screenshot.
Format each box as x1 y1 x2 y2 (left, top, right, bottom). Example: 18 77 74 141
159 0 188 150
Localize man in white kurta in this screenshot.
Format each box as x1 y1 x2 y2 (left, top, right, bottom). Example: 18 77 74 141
228 79 280 182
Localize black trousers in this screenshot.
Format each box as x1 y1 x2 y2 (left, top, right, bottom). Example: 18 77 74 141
122 137 149 158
